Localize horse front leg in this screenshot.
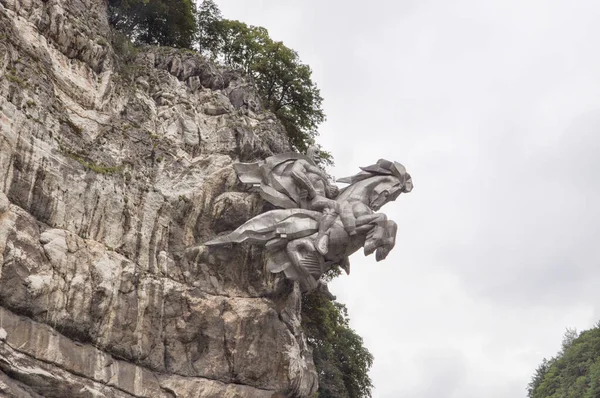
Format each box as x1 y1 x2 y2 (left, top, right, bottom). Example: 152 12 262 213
354 212 388 234
340 201 388 235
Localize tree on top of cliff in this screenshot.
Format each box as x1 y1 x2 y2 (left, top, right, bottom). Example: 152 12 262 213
109 0 328 158
197 4 326 155
528 324 600 398
106 3 371 391
108 0 196 48
196 0 223 57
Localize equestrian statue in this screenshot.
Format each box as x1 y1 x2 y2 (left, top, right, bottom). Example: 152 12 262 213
206 147 413 296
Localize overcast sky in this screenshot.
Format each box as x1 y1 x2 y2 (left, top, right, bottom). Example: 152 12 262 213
215 1 600 396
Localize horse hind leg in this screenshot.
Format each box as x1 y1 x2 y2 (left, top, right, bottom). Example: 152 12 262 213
316 209 337 255
285 238 322 292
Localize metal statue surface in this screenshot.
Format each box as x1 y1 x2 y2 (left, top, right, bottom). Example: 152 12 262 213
206 148 413 295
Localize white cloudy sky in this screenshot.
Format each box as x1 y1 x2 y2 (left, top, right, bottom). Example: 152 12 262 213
215 1 600 396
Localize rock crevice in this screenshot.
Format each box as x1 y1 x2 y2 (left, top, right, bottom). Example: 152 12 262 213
0 0 317 395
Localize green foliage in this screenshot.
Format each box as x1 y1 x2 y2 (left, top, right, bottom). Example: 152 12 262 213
217 20 271 75
111 31 140 64
196 1 326 155
60 117 83 135
108 0 196 48
302 293 374 398
196 0 222 56
5 73 26 86
253 41 325 153
60 147 123 174
107 0 329 157
529 325 600 398
528 358 554 397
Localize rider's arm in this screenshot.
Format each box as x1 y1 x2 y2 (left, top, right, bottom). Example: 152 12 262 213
304 163 339 198
290 161 317 199
304 163 328 180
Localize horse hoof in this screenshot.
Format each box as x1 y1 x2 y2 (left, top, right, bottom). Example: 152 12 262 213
316 235 329 255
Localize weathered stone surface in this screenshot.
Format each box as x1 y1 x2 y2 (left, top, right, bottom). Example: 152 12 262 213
0 0 317 396
0 192 8 214
0 306 288 397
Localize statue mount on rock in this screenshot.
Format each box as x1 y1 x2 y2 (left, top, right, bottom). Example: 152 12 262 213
206 147 413 297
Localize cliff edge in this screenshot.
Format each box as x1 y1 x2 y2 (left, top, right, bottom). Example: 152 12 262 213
0 0 318 396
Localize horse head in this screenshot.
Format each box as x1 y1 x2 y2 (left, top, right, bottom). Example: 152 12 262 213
337 159 413 210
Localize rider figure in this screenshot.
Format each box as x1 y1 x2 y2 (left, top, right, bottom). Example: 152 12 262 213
289 146 351 255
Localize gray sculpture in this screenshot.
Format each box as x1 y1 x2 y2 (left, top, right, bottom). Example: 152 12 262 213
206 149 413 295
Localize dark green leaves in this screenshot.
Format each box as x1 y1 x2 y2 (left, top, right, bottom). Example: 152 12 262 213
302 293 374 398
196 0 222 57
253 45 325 153
108 0 328 157
108 0 196 48
529 326 600 398
195 2 326 155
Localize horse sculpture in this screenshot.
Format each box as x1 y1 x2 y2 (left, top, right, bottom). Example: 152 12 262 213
206 153 413 296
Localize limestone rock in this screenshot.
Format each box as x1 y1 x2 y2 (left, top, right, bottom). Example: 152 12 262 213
0 192 8 214
0 0 317 396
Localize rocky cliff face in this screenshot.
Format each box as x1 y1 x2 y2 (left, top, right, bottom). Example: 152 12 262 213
0 0 318 396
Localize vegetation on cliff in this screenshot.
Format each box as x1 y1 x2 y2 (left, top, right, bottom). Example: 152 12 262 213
108 0 196 48
197 1 325 156
302 293 374 398
528 324 600 398
106 1 372 396
109 0 327 158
